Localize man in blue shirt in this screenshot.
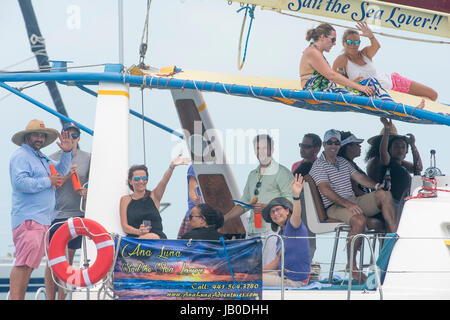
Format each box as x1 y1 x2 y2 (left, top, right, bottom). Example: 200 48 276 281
9 119 73 300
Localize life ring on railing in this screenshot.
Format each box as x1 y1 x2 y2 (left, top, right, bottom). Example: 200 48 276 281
48 218 115 287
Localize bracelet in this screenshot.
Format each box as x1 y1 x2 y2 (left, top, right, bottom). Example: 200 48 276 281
293 196 300 200
375 183 380 190
169 166 175 170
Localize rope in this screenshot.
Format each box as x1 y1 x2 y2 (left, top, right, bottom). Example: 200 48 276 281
140 87 147 166
219 237 241 300
404 176 450 201
237 4 256 70
279 11 450 45
138 0 152 69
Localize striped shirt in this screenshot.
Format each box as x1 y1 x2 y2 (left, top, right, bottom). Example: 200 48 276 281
310 153 356 209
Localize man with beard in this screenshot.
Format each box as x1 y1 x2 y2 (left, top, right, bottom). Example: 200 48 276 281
9 119 72 300
225 134 294 265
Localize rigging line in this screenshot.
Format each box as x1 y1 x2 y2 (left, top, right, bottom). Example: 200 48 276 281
141 87 147 166
237 4 256 70
139 0 152 69
279 11 450 45
0 63 108 74
1 56 36 70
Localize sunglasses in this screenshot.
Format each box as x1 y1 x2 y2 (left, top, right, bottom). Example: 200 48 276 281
345 39 361 46
188 214 204 220
133 175 148 182
270 206 284 215
326 140 341 146
254 181 262 196
70 133 80 139
299 143 314 149
328 36 336 43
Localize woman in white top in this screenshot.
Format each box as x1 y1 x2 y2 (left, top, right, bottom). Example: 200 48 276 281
332 22 437 101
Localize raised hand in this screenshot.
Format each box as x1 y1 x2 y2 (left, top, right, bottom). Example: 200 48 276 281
291 173 305 198
356 21 374 39
170 154 191 168
56 131 73 153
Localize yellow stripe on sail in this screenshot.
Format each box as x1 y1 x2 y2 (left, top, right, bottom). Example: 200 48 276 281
98 90 130 98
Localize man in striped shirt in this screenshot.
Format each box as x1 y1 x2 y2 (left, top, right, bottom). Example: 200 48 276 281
310 129 397 282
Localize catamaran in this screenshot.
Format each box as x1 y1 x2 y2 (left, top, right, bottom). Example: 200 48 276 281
1 0 449 300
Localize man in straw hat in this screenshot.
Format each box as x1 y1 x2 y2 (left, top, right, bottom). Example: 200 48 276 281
9 119 73 300
309 129 398 282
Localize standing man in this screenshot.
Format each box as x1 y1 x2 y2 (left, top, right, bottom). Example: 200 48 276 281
309 129 398 282
45 122 91 300
291 133 322 263
9 119 72 300
225 134 294 265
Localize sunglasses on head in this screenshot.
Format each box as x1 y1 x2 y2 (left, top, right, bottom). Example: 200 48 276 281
345 39 360 46
133 175 148 182
254 181 262 196
326 140 341 146
299 143 314 149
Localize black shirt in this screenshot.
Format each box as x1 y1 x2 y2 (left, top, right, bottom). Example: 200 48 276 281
181 227 223 241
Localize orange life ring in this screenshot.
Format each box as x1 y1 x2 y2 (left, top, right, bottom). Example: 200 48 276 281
48 218 115 287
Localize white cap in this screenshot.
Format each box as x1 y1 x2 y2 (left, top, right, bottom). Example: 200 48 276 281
341 134 364 147
323 129 341 142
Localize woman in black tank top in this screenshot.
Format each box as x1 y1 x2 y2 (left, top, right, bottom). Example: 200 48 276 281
119 155 190 239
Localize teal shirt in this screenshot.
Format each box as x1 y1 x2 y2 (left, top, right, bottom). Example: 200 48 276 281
240 160 294 234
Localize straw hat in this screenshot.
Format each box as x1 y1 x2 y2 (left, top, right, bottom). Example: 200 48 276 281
367 123 404 145
12 119 59 148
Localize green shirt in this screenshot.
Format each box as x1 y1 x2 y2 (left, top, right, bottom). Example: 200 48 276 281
240 160 294 234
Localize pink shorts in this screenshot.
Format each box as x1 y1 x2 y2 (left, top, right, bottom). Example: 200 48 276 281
12 220 49 269
391 72 412 93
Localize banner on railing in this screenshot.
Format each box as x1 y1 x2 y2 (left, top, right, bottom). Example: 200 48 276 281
113 237 262 300
229 0 450 38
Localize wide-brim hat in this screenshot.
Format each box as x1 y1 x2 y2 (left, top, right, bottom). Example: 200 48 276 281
367 123 404 145
262 197 293 224
12 119 59 148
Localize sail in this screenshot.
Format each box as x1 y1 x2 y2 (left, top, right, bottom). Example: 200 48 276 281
229 0 450 38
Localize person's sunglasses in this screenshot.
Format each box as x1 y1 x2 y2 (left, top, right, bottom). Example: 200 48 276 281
328 36 336 43
133 175 148 182
189 214 204 220
326 140 341 146
345 39 361 46
70 133 80 139
254 181 262 196
299 143 314 149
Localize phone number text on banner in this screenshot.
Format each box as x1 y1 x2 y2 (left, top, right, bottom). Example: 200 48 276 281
113 237 262 300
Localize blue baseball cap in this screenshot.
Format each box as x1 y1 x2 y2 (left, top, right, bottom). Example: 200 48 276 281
62 122 80 134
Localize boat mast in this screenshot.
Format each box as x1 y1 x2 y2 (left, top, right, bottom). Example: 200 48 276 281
17 0 69 124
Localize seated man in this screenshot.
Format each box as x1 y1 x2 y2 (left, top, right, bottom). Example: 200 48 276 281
309 129 397 282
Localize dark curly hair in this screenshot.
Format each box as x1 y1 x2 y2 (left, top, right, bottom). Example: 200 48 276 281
196 204 224 229
365 135 409 162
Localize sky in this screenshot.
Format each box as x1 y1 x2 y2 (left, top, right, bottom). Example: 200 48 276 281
0 0 449 265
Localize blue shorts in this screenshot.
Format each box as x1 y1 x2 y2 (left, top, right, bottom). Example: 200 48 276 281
48 218 83 250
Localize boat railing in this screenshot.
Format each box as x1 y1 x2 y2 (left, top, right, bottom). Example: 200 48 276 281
347 234 383 300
